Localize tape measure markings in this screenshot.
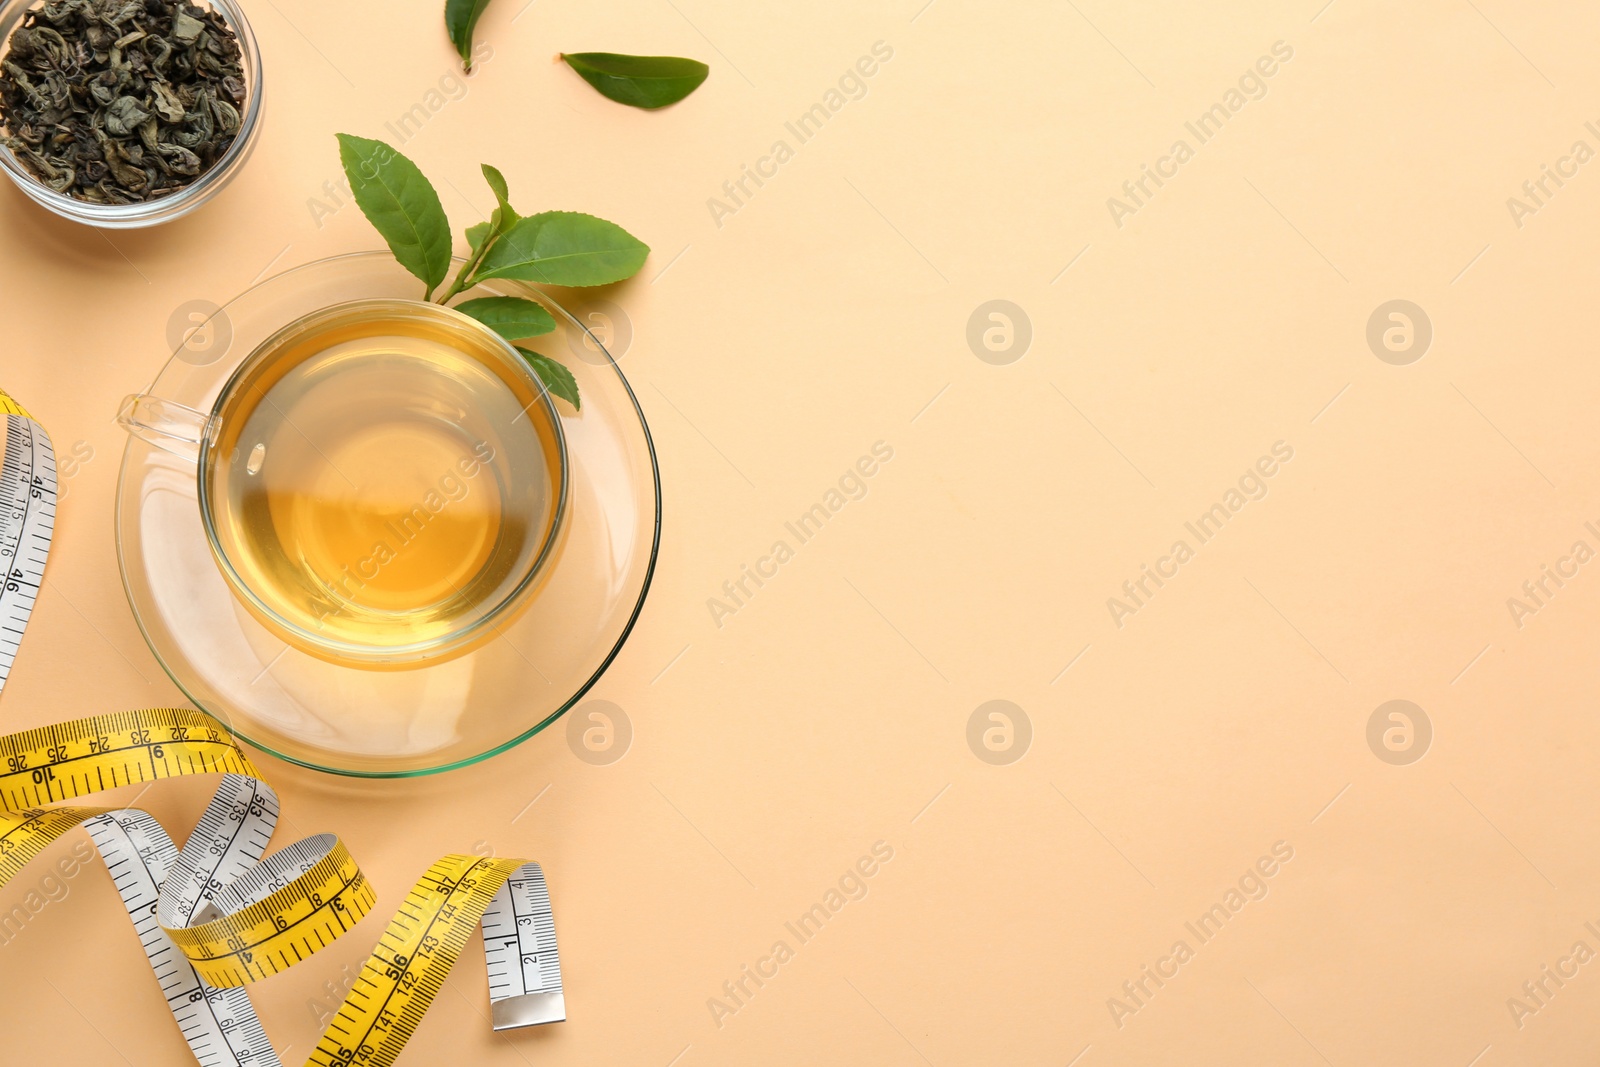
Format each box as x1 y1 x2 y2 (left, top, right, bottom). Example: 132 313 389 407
0 409 55 693
170 835 378 987
1 709 252 811
0 387 567 1066
483 864 565 1029
87 806 284 1067
311 855 520 1067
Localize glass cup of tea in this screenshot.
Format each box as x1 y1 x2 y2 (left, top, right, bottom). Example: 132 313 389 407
117 299 569 668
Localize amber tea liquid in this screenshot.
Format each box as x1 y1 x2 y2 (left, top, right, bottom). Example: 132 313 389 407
201 304 563 664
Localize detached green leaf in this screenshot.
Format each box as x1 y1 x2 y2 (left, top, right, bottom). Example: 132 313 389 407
445 0 493 68
456 296 556 341
336 134 452 296
561 52 709 109
473 211 649 287
518 347 581 410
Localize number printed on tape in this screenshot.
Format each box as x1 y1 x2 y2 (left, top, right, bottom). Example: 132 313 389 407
0 386 566 1066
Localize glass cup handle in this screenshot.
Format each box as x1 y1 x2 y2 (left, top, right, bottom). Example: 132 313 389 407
116 394 211 464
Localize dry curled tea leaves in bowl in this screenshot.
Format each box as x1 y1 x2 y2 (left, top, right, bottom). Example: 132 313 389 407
0 0 245 204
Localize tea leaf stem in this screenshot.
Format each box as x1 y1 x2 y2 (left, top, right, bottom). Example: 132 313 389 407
438 228 504 302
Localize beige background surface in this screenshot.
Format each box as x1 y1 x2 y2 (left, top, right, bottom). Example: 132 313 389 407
2 0 1597 1063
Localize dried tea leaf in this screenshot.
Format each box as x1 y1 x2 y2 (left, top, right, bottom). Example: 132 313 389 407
104 96 150 136
0 0 247 203
151 83 185 122
171 11 204 43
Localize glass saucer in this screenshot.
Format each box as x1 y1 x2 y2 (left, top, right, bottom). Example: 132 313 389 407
115 252 660 776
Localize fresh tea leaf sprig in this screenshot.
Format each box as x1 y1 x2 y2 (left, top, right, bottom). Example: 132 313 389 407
335 134 651 410
561 53 710 109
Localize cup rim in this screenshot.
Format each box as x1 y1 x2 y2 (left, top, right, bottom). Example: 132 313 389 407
0 0 264 228
194 297 572 667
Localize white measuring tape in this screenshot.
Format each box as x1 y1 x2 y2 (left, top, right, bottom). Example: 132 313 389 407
0 407 54 690
0 389 565 1066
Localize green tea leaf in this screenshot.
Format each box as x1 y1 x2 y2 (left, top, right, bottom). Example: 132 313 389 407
455 296 556 340
446 169 521 304
445 0 493 68
561 52 709 109
472 211 650 287
336 134 452 296
482 163 514 218
518 347 581 410
479 162 518 243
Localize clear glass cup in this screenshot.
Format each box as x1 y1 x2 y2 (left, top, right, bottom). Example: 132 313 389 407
0 0 264 228
114 252 662 776
118 298 570 669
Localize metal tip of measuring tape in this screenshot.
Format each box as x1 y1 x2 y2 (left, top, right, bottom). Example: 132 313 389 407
493 991 568 1030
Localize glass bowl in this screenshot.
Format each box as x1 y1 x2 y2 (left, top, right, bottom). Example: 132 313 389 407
115 252 662 776
0 0 264 228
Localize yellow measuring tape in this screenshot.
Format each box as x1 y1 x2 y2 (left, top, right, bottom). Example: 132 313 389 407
0 388 565 1066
